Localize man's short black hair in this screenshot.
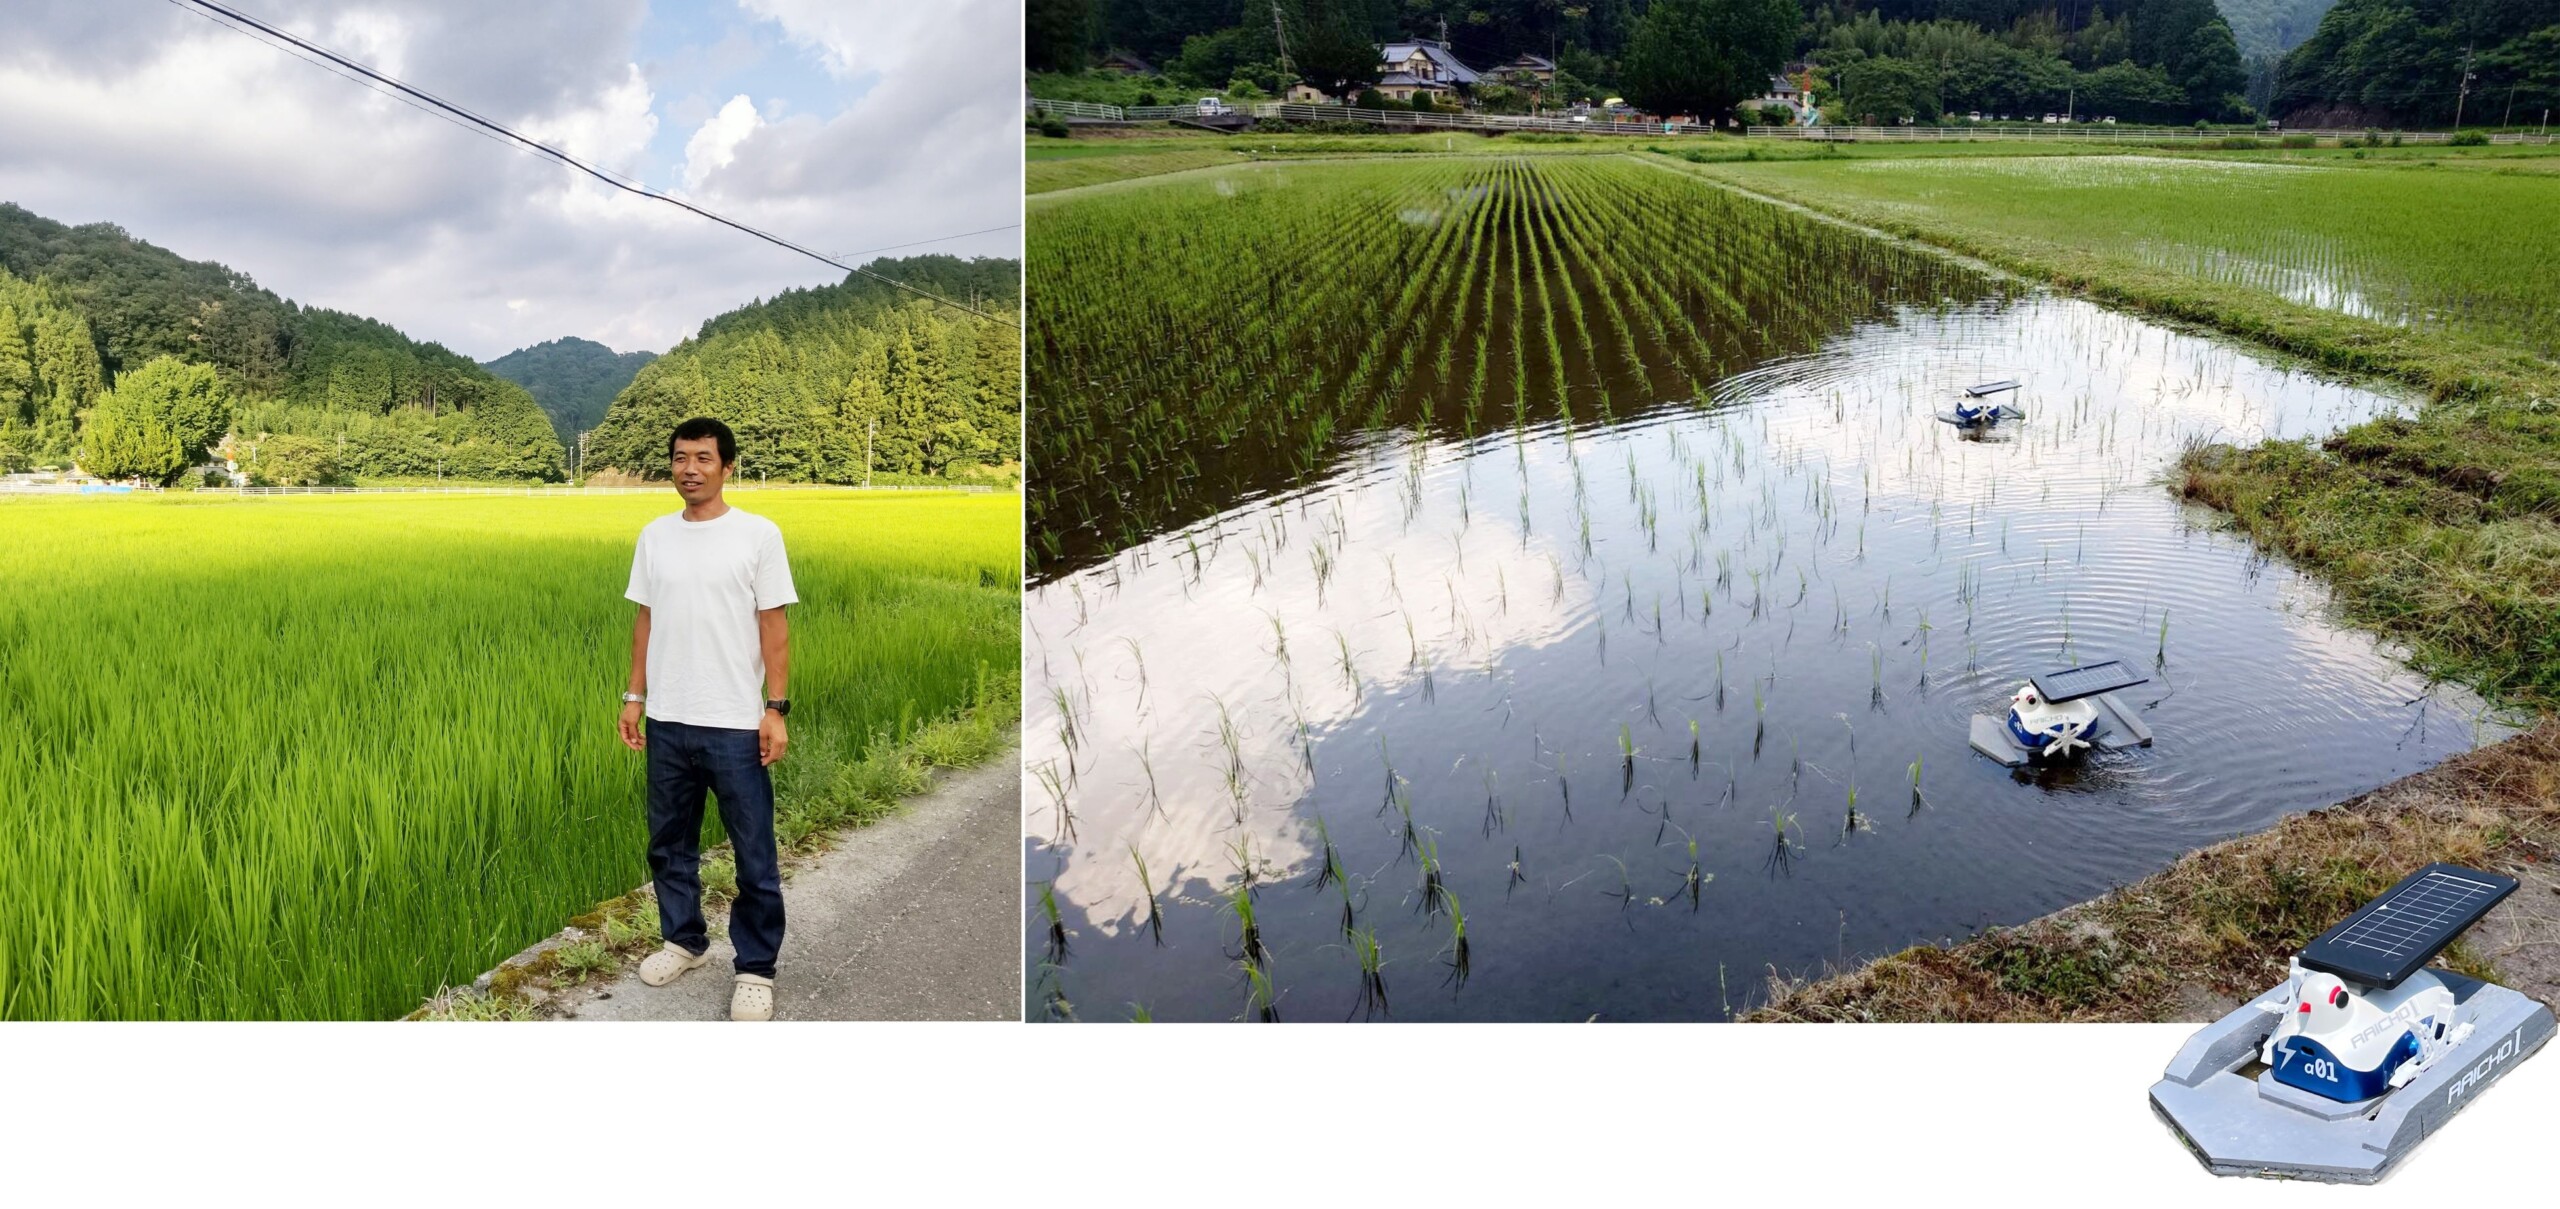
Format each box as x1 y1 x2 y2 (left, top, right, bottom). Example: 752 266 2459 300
669 416 737 465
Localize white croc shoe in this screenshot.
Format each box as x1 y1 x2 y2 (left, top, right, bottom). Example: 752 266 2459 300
637 942 709 987
731 974 775 1021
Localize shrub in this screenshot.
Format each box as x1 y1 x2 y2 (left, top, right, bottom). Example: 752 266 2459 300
2450 130 2489 146
1355 87 1388 111
1411 92 1436 113
2281 133 2315 149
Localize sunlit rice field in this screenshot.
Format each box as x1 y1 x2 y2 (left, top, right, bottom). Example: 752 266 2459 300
0 489 1019 1019
1027 155 2008 575
1021 152 2513 1022
1695 154 2560 357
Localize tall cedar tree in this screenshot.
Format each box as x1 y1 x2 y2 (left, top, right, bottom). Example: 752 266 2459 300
1623 0 1802 119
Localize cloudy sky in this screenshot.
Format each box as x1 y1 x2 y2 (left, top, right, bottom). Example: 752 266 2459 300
0 0 1022 359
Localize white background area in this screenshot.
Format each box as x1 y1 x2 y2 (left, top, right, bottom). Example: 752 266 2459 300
5 1023 2552 1201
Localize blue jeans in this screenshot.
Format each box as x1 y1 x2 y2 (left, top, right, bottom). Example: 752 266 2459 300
645 718 785 977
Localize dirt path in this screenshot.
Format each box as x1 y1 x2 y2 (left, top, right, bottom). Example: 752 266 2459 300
556 747 1021 1022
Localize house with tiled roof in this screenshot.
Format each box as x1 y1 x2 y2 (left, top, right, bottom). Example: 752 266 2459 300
1374 40 1481 103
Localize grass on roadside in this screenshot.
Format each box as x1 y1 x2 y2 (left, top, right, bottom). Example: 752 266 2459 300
413 666 1021 1021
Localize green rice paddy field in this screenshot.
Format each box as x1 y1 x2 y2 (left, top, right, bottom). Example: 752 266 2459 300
0 489 1018 1019
1691 152 2560 359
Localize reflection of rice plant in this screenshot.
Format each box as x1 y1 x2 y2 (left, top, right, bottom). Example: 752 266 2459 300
1481 766 1504 836
1507 844 1527 894
1039 881 1069 964
1333 628 1360 696
1688 718 1702 772
1130 847 1163 946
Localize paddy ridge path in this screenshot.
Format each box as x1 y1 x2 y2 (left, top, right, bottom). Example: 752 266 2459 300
560 745 1021 1022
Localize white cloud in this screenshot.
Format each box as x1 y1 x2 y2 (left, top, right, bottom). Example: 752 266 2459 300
681 93 762 191
0 0 1019 361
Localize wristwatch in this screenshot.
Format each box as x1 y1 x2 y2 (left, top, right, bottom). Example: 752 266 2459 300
622 692 645 705
765 698 791 717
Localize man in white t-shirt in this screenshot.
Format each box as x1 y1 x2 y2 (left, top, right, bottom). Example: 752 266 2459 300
616 416 798 1021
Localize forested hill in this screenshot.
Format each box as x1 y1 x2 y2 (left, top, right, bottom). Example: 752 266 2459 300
0 202 564 481
1038 1 2265 124
483 336 657 450
2215 0 2334 59
2275 0 2559 127
583 255 1020 484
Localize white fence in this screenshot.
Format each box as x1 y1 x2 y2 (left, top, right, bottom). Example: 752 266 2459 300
1033 96 2555 145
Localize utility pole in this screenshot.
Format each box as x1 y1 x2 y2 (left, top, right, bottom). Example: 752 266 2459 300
1269 0 1292 77
2453 45 2474 129
2503 83 2516 130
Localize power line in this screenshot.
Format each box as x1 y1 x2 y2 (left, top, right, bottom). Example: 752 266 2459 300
165 0 1008 323
825 223 1022 262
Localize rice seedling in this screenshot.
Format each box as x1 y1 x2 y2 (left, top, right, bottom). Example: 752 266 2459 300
1348 926 1388 1019
1305 813 1346 896
1131 846 1164 946
0 490 1016 1020
1765 808 1804 873
1440 892 1472 989
1414 832 1450 917
1231 956 1283 1024
1040 881 1070 965
1226 879 1270 969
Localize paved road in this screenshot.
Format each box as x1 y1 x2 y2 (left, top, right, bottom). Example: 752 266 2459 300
563 747 1021 1021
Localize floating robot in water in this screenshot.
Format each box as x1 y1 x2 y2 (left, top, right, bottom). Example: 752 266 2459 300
1968 660 2151 767
2152 863 2552 1182
1936 379 2026 428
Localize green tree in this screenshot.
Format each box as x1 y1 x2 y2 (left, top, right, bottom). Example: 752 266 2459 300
1286 0 1383 97
77 394 184 483
1838 56 1941 122
247 433 341 486
1622 0 1800 119
1027 0 1094 72
102 355 229 463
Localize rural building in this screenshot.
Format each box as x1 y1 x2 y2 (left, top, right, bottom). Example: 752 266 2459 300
1374 40 1480 103
1286 82 1333 103
1499 52 1555 84
1097 51 1153 76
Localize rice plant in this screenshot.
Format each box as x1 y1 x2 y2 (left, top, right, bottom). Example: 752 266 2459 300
0 490 1016 1020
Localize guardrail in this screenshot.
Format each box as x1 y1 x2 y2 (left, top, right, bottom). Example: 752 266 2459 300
1033 98 2558 146
1028 98 1125 120
1743 124 2553 144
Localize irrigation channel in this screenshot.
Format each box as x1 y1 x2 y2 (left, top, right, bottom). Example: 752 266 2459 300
1023 156 2507 1022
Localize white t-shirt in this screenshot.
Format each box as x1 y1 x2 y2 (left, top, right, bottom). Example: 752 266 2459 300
625 505 799 729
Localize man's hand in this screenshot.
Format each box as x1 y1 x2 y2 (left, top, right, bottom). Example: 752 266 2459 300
759 709 788 766
619 700 647 752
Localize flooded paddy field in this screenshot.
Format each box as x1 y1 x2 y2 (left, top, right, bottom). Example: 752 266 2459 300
1023 157 2505 1022
1694 154 2560 358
